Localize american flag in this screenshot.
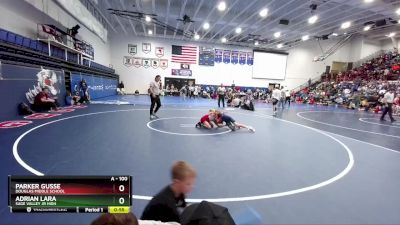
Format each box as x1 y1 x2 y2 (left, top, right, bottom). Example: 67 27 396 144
171 45 197 64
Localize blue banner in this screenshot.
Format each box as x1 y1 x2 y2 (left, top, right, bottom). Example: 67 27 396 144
247 52 254 65
215 49 223 63
231 51 239 64
223 50 231 64
71 73 117 99
239 52 246 65
199 46 215 66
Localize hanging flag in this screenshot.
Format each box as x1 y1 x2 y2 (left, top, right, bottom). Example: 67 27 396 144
143 58 151 68
155 47 164 58
247 52 254 65
239 52 246 65
171 45 197 64
142 43 151 54
160 59 168 69
151 59 159 69
123 56 132 67
231 51 239 64
128 44 137 55
223 50 231 64
199 46 215 66
133 58 142 68
215 49 223 63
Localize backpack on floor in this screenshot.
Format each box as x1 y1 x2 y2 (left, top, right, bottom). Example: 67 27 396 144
18 102 34 115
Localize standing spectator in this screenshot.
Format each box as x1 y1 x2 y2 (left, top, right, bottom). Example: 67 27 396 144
284 88 291 107
79 79 90 103
118 81 126 95
279 86 286 109
380 89 396 122
165 84 171 96
149 75 162 119
271 85 281 116
193 85 199 98
33 87 59 111
188 84 195 98
180 85 187 100
217 84 226 108
141 161 196 223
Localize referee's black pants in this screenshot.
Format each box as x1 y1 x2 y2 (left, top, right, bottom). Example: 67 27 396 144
150 95 161 115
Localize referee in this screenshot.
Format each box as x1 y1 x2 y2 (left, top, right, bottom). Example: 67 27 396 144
149 75 162 119
380 89 396 122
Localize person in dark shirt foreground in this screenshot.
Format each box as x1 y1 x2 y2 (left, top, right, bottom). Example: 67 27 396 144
141 161 196 223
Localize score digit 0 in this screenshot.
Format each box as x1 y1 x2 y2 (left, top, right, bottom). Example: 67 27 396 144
119 197 125 205
118 184 125 192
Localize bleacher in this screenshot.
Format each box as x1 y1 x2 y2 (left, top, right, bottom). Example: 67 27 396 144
0 28 115 75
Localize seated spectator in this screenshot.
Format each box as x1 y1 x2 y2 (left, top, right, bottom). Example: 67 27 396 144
78 89 90 104
135 90 140 95
241 90 255 111
141 161 196 223
231 97 241 107
65 91 80 106
33 87 59 111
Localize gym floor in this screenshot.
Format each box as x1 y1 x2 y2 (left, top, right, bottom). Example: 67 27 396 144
1 95 399 225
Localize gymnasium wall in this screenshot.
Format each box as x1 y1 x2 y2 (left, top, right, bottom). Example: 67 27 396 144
349 36 363 61
110 35 362 93
111 35 261 94
285 38 353 87
0 0 111 66
381 38 399 51
361 39 382 59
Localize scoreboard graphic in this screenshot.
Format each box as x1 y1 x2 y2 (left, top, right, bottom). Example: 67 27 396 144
8 176 132 213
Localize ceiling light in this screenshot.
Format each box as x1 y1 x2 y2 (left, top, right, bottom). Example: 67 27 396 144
332 33 338 36
387 32 396 37
259 8 268 17
397 8 400 15
341 21 351 29
217 1 226 11
274 32 281 38
221 37 227 43
203 22 210 30
235 27 242 34
277 43 283 48
302 35 309 41
194 34 200 40
255 41 259 46
363 25 371 31
364 0 374 2
145 16 151 22
148 30 153 35
308 15 318 24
